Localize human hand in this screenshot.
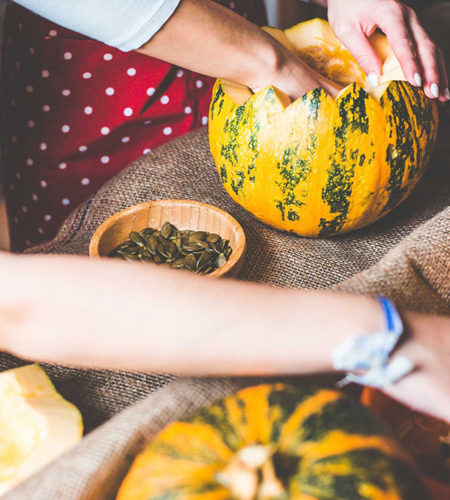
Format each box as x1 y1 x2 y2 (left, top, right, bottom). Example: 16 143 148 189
327 0 449 101
260 48 342 100
382 311 450 423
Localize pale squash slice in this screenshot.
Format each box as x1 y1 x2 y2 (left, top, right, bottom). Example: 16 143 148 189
0 364 83 495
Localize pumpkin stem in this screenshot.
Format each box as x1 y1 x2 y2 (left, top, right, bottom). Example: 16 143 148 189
216 445 285 499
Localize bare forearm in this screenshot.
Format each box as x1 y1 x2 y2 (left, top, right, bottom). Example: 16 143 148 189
136 0 331 98
137 0 284 89
0 253 384 375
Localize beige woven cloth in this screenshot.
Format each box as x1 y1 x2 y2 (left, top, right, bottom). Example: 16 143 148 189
2 5 450 498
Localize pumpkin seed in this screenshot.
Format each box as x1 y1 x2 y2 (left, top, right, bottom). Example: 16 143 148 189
183 254 196 270
196 240 211 250
109 222 233 275
165 240 178 257
119 246 139 255
189 231 207 242
216 253 226 268
182 241 203 252
206 233 220 244
171 258 185 269
196 251 212 269
116 241 133 251
160 222 174 239
124 254 140 262
157 243 169 258
153 254 163 264
130 231 146 247
140 228 154 238
146 235 158 254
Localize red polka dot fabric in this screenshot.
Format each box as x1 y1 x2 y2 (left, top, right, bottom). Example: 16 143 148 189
1 1 266 251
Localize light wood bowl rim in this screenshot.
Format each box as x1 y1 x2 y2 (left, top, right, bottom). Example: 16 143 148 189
89 199 246 278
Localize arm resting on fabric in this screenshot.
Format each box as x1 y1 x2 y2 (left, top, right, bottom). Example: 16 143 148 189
0 252 448 421
0 253 382 375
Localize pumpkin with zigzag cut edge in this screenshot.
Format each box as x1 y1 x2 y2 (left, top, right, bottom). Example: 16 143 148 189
208 19 438 237
117 384 426 500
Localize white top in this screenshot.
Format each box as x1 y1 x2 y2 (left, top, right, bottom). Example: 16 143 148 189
13 0 182 51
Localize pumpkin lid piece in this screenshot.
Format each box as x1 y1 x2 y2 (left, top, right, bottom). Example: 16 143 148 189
117 384 427 500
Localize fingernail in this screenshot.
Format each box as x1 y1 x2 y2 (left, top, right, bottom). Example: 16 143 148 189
430 83 439 98
368 72 378 87
444 88 450 100
413 72 422 87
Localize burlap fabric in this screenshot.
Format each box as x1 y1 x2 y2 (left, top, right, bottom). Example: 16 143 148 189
2 124 447 499
2 5 449 498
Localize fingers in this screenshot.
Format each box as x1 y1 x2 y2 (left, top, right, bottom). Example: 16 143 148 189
329 0 449 101
377 3 422 89
332 22 382 86
407 10 449 101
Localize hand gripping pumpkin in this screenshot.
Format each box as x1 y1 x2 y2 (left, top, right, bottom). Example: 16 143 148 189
208 20 439 237
117 384 426 500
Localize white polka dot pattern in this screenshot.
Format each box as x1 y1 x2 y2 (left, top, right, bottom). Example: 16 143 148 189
3 2 253 249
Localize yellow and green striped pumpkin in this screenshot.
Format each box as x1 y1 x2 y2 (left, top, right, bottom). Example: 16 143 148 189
208 19 439 237
117 384 426 500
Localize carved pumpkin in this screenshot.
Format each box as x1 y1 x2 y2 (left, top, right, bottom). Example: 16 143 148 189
208 20 438 237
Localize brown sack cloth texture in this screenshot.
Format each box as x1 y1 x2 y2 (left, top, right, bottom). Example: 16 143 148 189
2 4 450 498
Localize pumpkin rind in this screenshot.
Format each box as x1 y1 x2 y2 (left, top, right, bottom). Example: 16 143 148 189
208 20 438 237
117 384 426 500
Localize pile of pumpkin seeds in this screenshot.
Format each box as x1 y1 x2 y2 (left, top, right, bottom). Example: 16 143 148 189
109 222 232 275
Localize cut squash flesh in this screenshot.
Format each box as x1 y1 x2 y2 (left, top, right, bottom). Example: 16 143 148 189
0 364 83 495
224 18 405 105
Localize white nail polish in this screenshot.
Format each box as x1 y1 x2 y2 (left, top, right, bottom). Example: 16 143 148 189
413 72 422 87
430 83 439 98
444 88 450 100
367 72 378 87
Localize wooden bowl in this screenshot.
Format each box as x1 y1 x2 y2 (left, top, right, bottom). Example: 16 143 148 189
89 200 246 278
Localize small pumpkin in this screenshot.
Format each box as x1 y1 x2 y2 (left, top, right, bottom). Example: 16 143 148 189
208 19 439 237
117 384 426 499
